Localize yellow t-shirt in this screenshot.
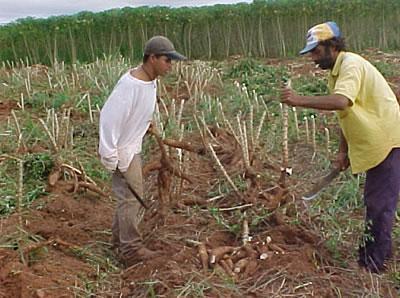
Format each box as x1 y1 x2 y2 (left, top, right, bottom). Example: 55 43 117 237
328 51 400 174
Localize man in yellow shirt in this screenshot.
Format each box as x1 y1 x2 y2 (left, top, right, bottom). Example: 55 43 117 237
281 21 400 273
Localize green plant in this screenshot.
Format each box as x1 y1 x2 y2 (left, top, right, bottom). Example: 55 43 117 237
209 207 240 234
23 152 54 182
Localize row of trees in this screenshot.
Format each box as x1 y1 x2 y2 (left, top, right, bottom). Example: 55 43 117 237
0 0 399 65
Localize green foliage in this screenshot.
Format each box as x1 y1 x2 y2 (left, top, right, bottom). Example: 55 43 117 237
372 60 399 78
174 276 212 297
227 58 286 96
23 152 54 182
0 153 53 216
209 207 240 234
293 76 328 96
28 92 69 110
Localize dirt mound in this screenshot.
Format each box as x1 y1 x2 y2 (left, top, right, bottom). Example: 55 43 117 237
0 191 115 297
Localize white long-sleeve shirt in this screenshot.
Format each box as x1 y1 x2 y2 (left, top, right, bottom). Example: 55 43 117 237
99 70 156 172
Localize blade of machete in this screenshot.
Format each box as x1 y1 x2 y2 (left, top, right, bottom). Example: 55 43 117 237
302 167 341 201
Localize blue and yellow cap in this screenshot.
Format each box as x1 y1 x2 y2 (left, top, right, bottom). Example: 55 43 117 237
299 21 341 55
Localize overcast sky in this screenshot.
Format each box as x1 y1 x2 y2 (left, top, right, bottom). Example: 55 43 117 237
0 0 252 24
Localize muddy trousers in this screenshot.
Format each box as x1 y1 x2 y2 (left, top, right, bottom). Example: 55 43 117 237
111 154 145 261
359 148 400 272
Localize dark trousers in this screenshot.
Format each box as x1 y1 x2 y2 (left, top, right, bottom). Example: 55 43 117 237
359 148 400 272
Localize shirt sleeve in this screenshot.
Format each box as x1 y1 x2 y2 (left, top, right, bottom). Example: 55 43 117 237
332 58 363 104
98 80 133 171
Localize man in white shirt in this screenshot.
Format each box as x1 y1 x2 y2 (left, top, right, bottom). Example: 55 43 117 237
99 36 186 267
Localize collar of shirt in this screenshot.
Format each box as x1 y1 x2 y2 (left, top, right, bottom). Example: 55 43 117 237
330 51 346 77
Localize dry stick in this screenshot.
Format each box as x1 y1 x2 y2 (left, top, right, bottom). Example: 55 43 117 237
218 102 240 145
87 92 93 123
200 114 219 144
325 127 330 154
282 102 289 169
24 79 30 98
162 137 204 154
292 107 299 140
237 115 248 165
54 112 59 143
224 118 241 145
255 110 267 146
304 116 310 144
177 99 185 127
64 108 71 149
51 108 55 140
17 159 24 227
176 124 186 196
249 105 254 148
154 103 163 132
70 125 74 148
242 217 250 245
193 115 207 149
280 80 291 187
47 73 53 89
11 110 24 151
208 144 242 198
61 164 96 185
242 121 250 167
311 115 316 153
149 127 192 183
236 112 247 150
78 161 88 182
17 158 26 265
217 204 252 211
159 97 169 118
170 98 176 124
39 118 59 153
65 181 108 197
20 93 25 111
280 102 289 188
184 80 192 99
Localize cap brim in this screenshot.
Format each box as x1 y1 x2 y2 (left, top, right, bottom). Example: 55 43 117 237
166 51 187 61
299 42 318 55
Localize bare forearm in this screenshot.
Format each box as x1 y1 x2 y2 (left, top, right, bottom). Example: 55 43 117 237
281 87 351 111
295 94 349 110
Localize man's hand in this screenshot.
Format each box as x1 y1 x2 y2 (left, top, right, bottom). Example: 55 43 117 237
334 152 350 171
280 86 302 107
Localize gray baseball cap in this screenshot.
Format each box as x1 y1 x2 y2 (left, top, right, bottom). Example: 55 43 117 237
144 36 186 60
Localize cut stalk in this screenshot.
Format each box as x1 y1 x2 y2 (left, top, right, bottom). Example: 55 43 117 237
20 93 25 111
311 115 316 152
87 93 93 123
208 144 242 198
255 110 267 146
249 105 254 147
177 99 185 127
325 127 330 154
304 116 309 144
293 107 299 140
11 110 24 150
39 118 59 153
17 159 24 227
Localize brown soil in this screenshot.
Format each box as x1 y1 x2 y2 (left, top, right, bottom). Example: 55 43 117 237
1 129 398 297
1 52 400 297
0 101 18 121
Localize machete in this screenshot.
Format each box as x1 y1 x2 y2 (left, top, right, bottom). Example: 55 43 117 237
126 182 149 209
302 167 341 201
